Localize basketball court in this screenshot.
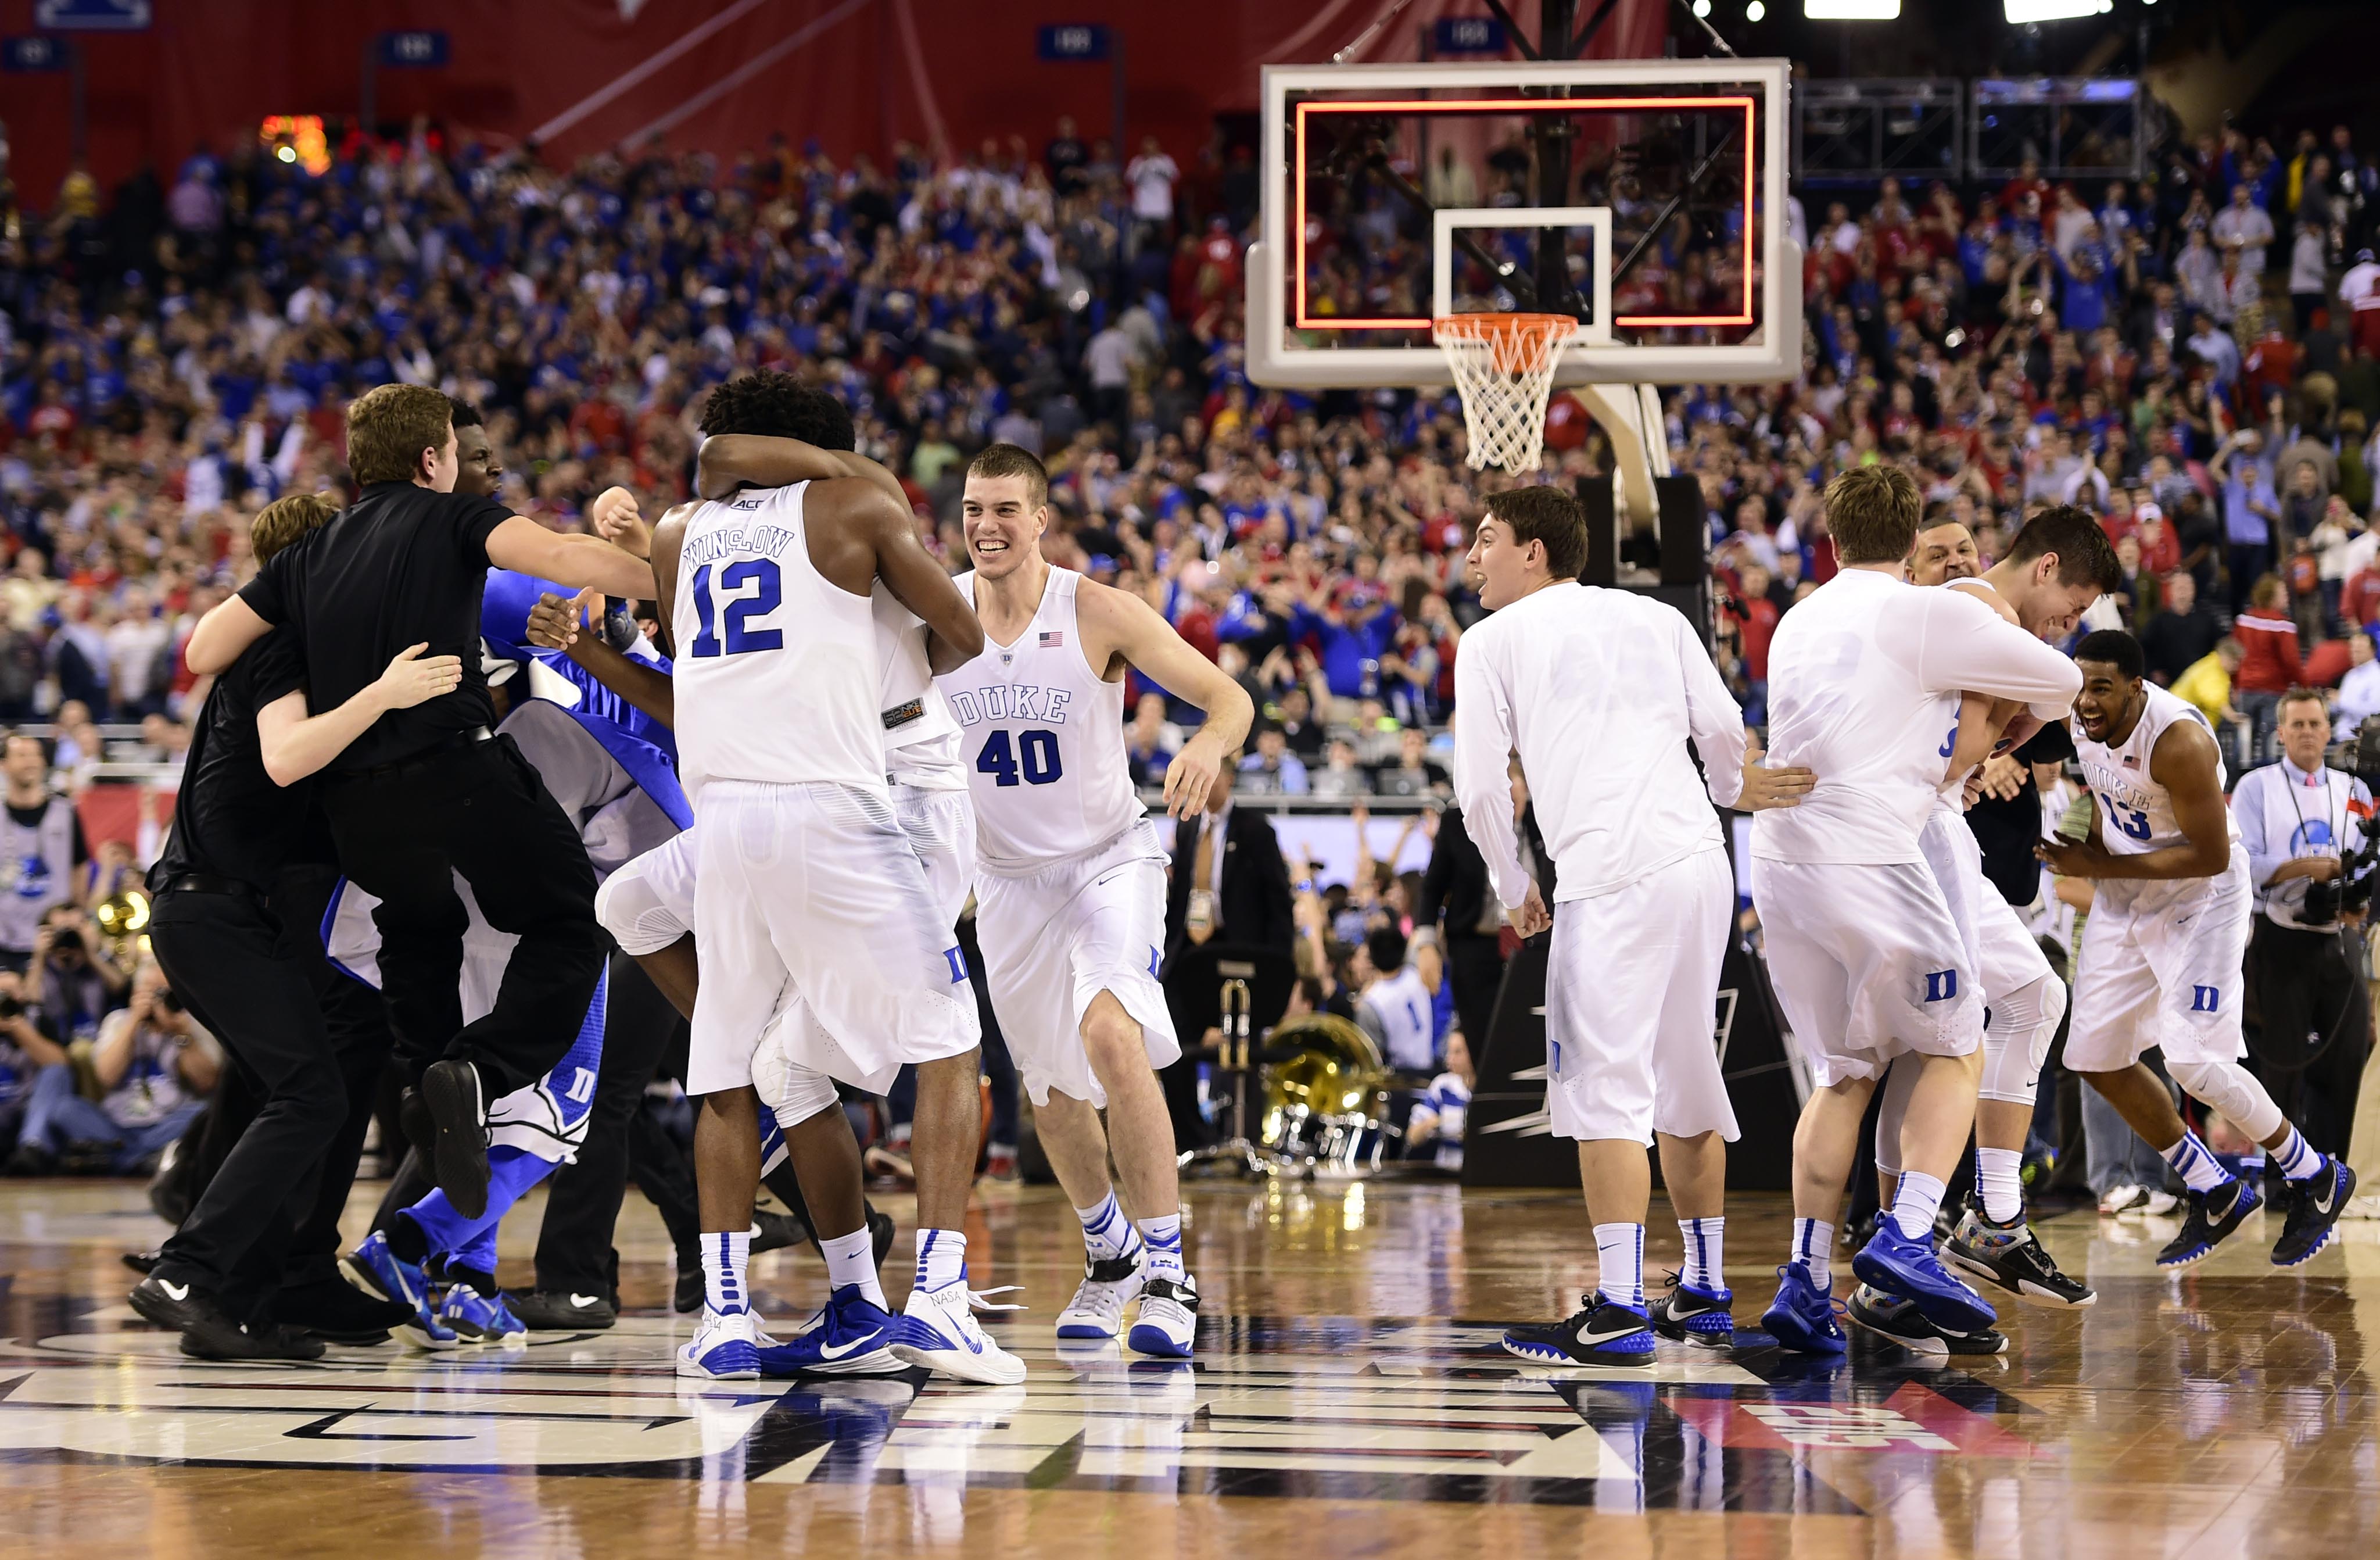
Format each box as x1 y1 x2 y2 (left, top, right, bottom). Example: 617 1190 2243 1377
9 1177 2377 1558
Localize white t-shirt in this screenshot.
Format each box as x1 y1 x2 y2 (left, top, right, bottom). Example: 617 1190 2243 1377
1753 567 2082 867
1126 153 1178 221
1453 581 1744 907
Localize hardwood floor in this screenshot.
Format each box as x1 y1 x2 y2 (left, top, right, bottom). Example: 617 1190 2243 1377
3 1174 2377 1557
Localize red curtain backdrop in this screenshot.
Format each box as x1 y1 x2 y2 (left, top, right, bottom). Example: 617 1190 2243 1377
2 0 1664 207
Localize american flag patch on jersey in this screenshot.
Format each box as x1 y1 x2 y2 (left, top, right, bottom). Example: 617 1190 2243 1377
2122 753 2138 768
1040 630 1064 647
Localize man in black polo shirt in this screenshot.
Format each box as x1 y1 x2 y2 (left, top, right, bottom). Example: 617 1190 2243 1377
185 383 654 1218
129 492 461 1359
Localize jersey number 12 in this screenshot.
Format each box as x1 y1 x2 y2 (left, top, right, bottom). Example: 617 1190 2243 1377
976 728 1063 787
687 559 783 657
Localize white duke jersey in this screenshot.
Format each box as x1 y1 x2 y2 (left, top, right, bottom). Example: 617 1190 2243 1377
873 581 964 789
1755 568 2082 866
1360 965 1438 1072
2074 681 2240 857
672 481 881 797
940 567 1142 874
1451 581 1745 908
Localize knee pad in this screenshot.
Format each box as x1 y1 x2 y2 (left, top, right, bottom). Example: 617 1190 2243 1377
2166 1057 2285 1142
594 858 690 956
1979 975 2066 1105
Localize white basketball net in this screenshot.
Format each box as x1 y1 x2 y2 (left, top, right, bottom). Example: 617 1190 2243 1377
1433 313 1579 473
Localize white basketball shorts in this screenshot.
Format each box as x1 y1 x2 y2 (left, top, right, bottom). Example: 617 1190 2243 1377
1922 808 2058 1094
684 779 978 1099
972 817 1182 1109
2063 846 2252 1074
1544 846 1739 1144
1752 856 1984 1087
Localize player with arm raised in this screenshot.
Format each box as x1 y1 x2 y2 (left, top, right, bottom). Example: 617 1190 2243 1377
2041 630 2356 1269
1752 466 2084 1355
940 443 1253 1360
579 395 1011 1380
650 374 1000 1383
1448 486 1814 1368
1852 506 2119 1353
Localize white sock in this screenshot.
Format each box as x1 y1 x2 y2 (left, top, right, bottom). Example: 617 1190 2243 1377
1593 1222 1645 1310
701 1229 751 1317
1976 1147 2027 1225
1075 1191 1143 1262
1791 1218 1834 1291
820 1226 887 1311
2160 1131 2231 1193
2269 1125 2324 1180
1679 1216 1725 1292
1139 1212 1185 1280
1892 1171 1948 1241
915 1227 967 1294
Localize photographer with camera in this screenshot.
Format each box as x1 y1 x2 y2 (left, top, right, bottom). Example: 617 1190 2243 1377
2234 688 2376 1157
0 967 68 1164
30 901 130 1046
12 958 218 1175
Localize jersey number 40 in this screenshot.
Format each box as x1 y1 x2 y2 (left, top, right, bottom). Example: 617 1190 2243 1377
976 728 1063 787
687 560 783 657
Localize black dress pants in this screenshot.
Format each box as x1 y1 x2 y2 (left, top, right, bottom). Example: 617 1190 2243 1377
148 888 343 1319
1443 932 1506 1050
322 735 604 1098
2248 917 2372 1158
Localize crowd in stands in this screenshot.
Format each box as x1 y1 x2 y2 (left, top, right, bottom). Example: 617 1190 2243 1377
6 105 2380 1169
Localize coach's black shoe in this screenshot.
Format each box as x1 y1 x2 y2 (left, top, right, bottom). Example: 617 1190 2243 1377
273 1275 412 1344
122 1249 161 1275
1948 1199 2095 1308
129 1271 216 1333
1502 1293 1657 1367
752 1208 808 1257
673 1262 705 1315
1847 1284 2009 1357
2273 1159 2356 1268
508 1289 618 1331
2156 1178 2260 1268
183 1315 326 1363
421 1059 491 1221
869 1205 897 1271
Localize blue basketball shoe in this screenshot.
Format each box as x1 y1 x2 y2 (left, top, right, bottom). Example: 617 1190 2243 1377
2156 1176 2261 1268
439 1283 528 1346
340 1230 457 1350
1650 1273 1735 1348
1851 1219 1997 1334
1502 1292 1656 1367
755 1286 906 1376
1759 1263 1847 1355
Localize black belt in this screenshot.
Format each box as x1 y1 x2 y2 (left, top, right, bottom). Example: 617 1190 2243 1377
336 726 496 783
157 873 266 904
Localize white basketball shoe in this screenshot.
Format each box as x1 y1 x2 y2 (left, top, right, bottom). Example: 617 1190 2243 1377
1056 1248 1146 1340
892 1279 1028 1385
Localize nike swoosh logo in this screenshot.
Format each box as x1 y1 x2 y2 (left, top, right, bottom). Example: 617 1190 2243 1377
569 1294 603 1308
818 1330 883 1360
2315 1178 2338 1214
160 1279 189 1301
